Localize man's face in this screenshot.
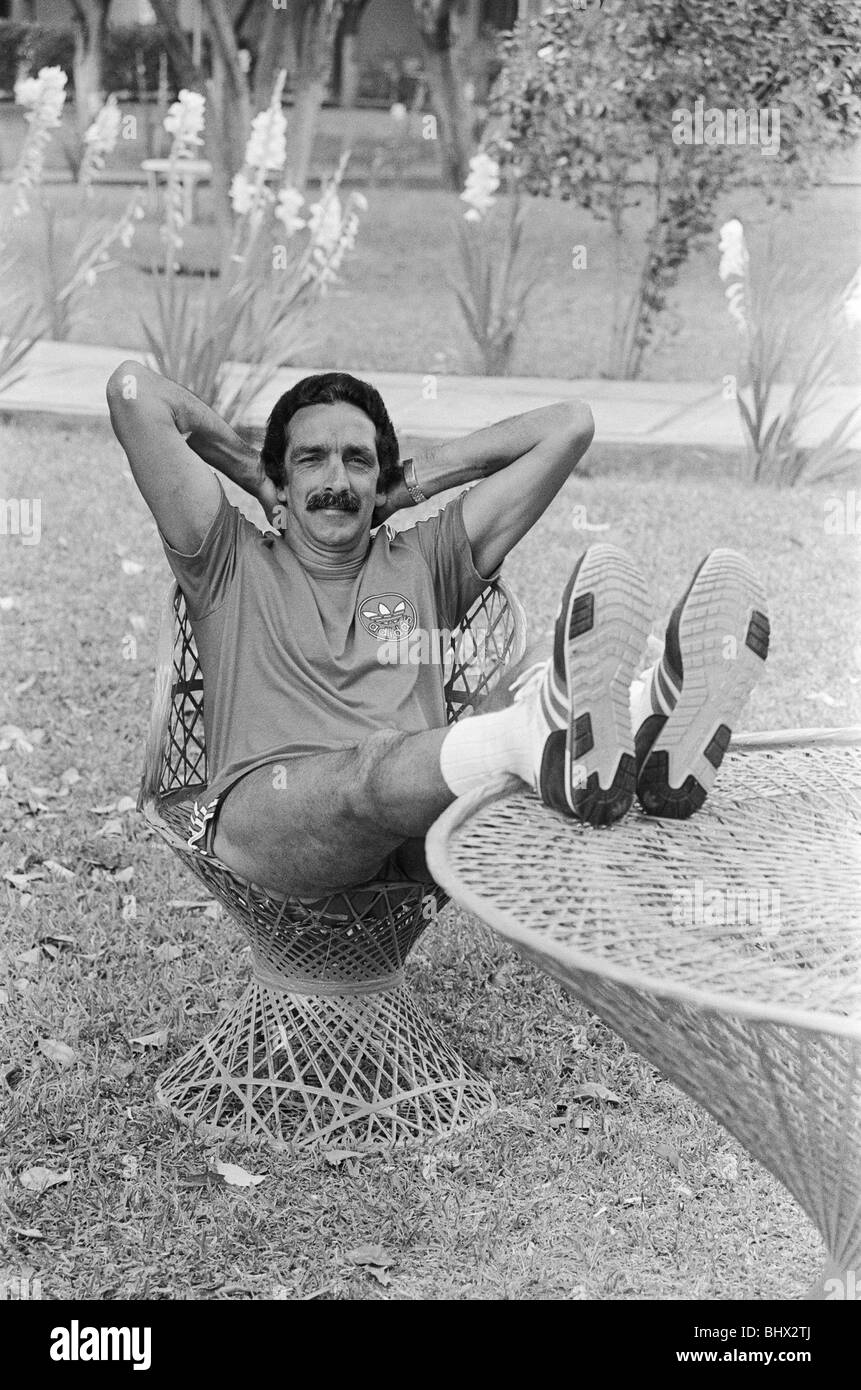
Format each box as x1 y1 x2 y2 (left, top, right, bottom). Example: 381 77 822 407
276 401 386 551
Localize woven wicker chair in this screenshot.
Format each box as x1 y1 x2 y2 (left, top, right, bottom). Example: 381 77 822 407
139 573 527 1153
426 728 861 1290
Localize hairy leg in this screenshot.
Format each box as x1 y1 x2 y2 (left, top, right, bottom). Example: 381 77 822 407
212 726 453 898
212 647 550 899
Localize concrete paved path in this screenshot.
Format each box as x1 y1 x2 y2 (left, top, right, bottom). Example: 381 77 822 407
0 339 858 450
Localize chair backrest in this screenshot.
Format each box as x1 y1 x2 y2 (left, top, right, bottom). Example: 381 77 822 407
141 573 527 806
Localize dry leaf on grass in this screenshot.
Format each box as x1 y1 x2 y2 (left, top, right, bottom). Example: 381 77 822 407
570 1082 623 1104
18 1166 71 1193
212 1160 265 1188
129 1029 168 1050
43 859 75 880
154 942 182 962
344 1244 394 1269
39 1038 77 1068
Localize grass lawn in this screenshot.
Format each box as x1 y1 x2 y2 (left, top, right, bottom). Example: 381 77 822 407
1 419 857 1301
1 178 859 384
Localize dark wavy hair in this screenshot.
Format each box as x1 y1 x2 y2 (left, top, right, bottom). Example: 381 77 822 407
260 372 399 491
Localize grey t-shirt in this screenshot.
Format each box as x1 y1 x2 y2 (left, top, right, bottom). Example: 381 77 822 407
159 484 491 804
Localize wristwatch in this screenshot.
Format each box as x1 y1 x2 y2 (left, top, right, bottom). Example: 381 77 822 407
401 456 427 505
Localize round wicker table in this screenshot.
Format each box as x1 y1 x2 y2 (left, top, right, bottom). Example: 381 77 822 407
425 728 861 1294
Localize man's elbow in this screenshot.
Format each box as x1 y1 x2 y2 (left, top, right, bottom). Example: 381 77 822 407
105 359 148 411
563 400 595 459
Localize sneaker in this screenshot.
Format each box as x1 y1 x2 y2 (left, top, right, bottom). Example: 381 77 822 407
516 544 652 825
635 549 770 818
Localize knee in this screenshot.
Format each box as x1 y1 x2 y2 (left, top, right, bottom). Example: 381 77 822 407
344 727 409 826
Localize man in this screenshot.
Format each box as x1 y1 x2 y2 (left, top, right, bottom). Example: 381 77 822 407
106 363 770 900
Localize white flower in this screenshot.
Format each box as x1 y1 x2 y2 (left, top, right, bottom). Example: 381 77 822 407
460 151 500 221
15 66 67 126
14 77 43 109
229 170 256 216
164 90 205 147
725 280 748 336
718 218 748 283
245 106 287 171
843 268 861 329
307 191 342 256
85 95 122 156
275 185 305 236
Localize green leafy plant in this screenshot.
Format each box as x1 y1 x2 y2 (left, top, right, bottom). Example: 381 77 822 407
719 218 861 485
1 67 142 355
486 0 861 379
449 152 543 375
140 75 368 427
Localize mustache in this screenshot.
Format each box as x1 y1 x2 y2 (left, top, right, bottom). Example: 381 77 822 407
306 488 361 513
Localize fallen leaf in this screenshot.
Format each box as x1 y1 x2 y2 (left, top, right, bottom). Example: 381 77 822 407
656 1143 684 1174
0 725 33 754
39 1038 77 1068
129 1029 168 1049
120 559 144 576
113 865 135 882
60 767 81 787
344 1244 394 1269
713 1152 739 1184
10 1226 44 1239
570 1082 623 1105
154 942 182 962
367 1265 392 1286
212 1160 265 1188
16 947 42 966
43 860 75 880
110 1059 135 1079
18 1166 71 1193
100 819 124 837
0 987 8 1006
38 933 75 952
5 871 41 889
121 1155 139 1180
322 1150 367 1166
121 894 137 920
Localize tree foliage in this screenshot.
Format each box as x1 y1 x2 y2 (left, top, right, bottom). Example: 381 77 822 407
486 0 861 377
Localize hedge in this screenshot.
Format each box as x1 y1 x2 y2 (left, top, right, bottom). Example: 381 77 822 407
0 21 195 100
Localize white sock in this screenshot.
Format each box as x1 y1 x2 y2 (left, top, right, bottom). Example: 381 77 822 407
439 702 536 796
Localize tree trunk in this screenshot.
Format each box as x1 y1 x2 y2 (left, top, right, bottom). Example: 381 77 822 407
252 4 293 113
335 0 370 107
69 0 112 141
413 0 474 189
148 0 200 88
201 0 253 238
11 0 38 20
284 1 343 194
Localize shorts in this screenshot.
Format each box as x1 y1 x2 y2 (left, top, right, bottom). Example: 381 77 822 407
185 788 431 900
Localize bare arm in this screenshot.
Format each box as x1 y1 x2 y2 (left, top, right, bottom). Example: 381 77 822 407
105 360 274 554
382 401 595 577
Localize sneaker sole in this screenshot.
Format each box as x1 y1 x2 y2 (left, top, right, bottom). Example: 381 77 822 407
637 550 770 818
546 544 652 825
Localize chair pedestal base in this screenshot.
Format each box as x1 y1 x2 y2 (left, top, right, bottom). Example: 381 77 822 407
156 976 496 1152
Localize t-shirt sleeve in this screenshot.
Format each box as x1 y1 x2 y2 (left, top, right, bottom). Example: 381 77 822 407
158 480 243 621
400 489 499 632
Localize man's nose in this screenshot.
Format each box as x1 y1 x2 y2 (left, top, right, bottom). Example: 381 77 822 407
321 453 351 491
